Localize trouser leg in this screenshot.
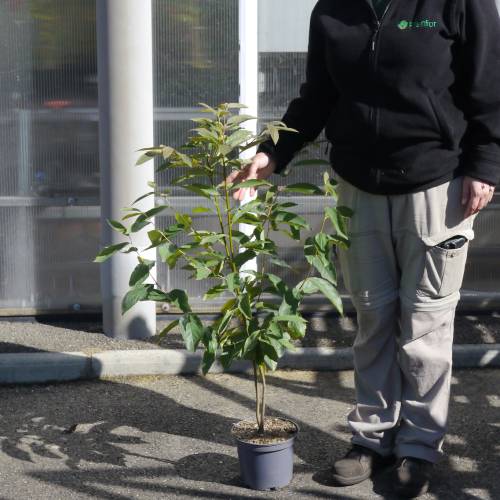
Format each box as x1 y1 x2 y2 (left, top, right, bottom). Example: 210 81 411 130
391 177 477 463
349 300 401 456
336 175 401 456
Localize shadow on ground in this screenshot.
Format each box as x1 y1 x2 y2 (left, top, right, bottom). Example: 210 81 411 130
0 369 498 499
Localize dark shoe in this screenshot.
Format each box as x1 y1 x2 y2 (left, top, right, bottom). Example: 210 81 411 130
332 444 393 486
392 457 433 498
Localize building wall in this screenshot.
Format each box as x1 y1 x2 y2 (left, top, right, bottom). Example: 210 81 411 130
0 0 498 314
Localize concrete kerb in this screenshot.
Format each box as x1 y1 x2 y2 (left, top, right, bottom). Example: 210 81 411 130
0 345 499 385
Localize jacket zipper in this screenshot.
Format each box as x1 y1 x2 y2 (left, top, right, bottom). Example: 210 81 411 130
366 1 394 181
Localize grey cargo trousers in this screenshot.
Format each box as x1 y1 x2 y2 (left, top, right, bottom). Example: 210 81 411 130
335 174 477 463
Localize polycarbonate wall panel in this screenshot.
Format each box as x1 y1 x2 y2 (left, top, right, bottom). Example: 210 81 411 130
0 0 99 312
257 0 334 292
152 0 239 304
0 0 498 314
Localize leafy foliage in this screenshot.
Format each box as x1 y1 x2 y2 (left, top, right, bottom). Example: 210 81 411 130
94 102 353 432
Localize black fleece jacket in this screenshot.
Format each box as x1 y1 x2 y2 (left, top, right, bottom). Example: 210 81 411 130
257 0 500 194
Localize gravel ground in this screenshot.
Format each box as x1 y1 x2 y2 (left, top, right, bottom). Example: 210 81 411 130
0 369 498 499
0 313 499 354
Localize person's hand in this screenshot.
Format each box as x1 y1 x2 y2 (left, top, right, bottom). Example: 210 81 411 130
461 176 496 217
225 152 277 201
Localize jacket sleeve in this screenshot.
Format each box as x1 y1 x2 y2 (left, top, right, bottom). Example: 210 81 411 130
456 0 500 186
257 3 338 175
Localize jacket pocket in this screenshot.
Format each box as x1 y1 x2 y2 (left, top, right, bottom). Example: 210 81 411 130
426 90 456 150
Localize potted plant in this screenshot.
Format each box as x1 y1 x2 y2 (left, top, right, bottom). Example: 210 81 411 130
94 102 352 490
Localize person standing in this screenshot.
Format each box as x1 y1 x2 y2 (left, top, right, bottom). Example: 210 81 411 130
227 0 499 497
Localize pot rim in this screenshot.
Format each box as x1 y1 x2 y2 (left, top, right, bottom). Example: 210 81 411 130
231 417 299 447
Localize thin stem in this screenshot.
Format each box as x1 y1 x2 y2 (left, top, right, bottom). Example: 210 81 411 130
259 364 266 434
253 362 262 430
254 190 279 307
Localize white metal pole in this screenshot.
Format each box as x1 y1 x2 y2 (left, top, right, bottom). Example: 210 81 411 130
97 0 156 338
238 0 259 278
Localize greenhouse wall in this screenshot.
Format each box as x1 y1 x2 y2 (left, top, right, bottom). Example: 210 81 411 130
0 0 498 314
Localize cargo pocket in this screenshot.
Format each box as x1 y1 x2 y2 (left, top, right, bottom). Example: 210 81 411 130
418 237 470 298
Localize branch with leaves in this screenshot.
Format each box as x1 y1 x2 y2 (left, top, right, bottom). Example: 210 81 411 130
95 102 353 434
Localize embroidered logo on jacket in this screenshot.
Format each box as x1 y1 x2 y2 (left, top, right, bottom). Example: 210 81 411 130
398 19 438 30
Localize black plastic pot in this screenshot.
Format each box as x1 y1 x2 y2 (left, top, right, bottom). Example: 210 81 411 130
234 419 298 490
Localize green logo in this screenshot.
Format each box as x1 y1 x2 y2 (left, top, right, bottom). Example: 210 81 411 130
397 19 438 29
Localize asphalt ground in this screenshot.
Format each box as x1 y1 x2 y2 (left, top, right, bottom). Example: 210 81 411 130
0 312 499 354
0 369 498 499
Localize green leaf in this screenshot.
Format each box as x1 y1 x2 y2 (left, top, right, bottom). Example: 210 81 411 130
283 183 324 195
299 277 343 314
132 191 155 205
158 243 180 268
107 219 128 235
199 233 226 246
129 260 155 286
243 330 260 357
337 205 354 218
145 205 170 218
226 103 248 109
267 123 279 145
157 319 179 339
189 260 213 280
165 289 191 313
226 129 253 148
233 249 257 268
148 229 167 247
325 206 348 239
174 151 193 167
121 284 151 314
182 183 219 199
274 314 307 339
94 242 129 263
203 283 227 300
175 213 192 229
179 313 204 352
202 347 216 375
225 273 241 293
161 146 175 159
304 235 337 285
274 210 309 230
198 102 217 114
263 355 278 371
192 127 218 141
231 179 272 190
130 216 150 233
192 206 213 214
238 293 252 319
135 149 161 166
227 114 256 126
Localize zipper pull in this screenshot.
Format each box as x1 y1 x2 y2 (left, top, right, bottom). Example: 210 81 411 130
371 21 380 51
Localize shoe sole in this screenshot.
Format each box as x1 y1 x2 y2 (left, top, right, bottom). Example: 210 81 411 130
332 470 372 486
332 455 396 487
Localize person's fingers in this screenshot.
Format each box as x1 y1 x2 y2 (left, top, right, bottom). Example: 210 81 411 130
234 158 261 201
476 192 488 212
225 169 240 185
229 166 248 200
231 153 275 201
461 177 471 206
464 191 477 217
